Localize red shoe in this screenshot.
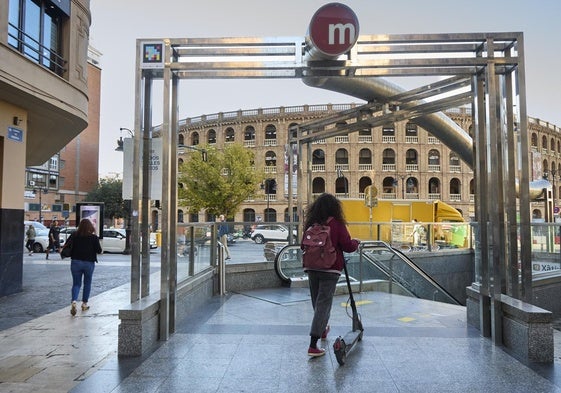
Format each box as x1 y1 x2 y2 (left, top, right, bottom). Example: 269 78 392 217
321 325 330 341
308 347 326 357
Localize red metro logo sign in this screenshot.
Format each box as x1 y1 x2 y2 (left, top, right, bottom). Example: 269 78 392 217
307 3 360 59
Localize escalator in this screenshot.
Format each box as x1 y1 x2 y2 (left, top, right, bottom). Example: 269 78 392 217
274 241 461 305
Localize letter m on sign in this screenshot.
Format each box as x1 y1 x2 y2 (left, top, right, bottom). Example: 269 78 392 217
328 23 356 45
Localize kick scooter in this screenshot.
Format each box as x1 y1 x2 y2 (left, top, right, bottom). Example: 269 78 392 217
333 261 364 365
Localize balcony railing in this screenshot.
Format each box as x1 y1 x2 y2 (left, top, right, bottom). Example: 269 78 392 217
358 164 373 171
382 164 397 171
405 164 419 172
311 164 326 172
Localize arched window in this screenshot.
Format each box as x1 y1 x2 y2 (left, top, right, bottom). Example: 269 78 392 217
225 127 235 143
532 209 542 220
265 151 276 167
382 176 396 194
359 148 372 164
312 177 325 194
450 178 461 197
335 177 349 195
207 129 216 144
177 209 184 223
265 208 277 223
406 177 418 195
382 148 395 164
335 148 349 165
178 158 184 166
542 135 548 149
551 138 556 151
243 208 256 223
244 126 255 141
284 207 298 222
178 134 185 146
312 149 325 165
449 153 460 166
428 149 440 165
531 133 538 147
265 124 277 140
429 177 441 195
359 177 372 193
405 149 418 165
191 132 199 146
189 213 199 222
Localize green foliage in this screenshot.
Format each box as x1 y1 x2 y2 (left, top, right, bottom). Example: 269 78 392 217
178 144 262 218
84 178 125 220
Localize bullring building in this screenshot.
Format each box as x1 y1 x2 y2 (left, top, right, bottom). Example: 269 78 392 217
171 103 560 225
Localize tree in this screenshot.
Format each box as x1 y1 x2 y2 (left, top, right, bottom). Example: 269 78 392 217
178 144 262 219
84 178 125 224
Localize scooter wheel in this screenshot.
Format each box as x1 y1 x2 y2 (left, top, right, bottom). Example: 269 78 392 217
333 337 347 365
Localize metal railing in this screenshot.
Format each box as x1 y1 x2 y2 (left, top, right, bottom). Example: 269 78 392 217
273 241 461 304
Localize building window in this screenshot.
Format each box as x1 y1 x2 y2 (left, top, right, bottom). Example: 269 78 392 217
8 0 67 76
405 122 418 137
244 126 256 141
225 127 235 143
265 124 277 140
207 129 216 144
191 132 199 145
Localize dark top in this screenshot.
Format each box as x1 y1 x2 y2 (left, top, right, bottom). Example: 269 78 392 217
49 226 60 242
68 234 102 262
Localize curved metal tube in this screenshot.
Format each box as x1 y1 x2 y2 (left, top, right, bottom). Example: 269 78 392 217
302 76 474 168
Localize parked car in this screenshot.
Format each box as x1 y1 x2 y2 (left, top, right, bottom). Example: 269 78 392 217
250 224 297 244
101 228 158 253
59 226 77 247
24 221 49 253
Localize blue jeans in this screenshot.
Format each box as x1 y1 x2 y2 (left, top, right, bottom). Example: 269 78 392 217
307 270 340 338
71 260 95 302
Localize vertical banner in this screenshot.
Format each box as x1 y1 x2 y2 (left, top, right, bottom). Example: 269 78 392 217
122 138 162 200
284 144 298 197
76 202 104 238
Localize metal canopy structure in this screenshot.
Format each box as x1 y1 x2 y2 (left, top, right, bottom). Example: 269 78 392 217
131 32 530 345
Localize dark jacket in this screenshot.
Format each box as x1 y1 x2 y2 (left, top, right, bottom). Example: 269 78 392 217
68 234 102 262
302 217 359 273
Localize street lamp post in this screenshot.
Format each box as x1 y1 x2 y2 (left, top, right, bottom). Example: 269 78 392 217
33 186 48 223
261 180 272 222
117 127 135 254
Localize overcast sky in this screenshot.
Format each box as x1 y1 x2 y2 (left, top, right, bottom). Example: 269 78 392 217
90 0 561 177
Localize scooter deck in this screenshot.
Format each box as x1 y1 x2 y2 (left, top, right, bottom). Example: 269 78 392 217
333 329 363 365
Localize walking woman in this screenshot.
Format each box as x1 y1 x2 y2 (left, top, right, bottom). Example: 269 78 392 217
64 219 102 316
302 193 360 357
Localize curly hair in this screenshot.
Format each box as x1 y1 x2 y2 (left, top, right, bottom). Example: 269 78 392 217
303 193 347 229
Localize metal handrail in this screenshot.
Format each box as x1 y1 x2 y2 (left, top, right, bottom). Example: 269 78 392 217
274 240 461 305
